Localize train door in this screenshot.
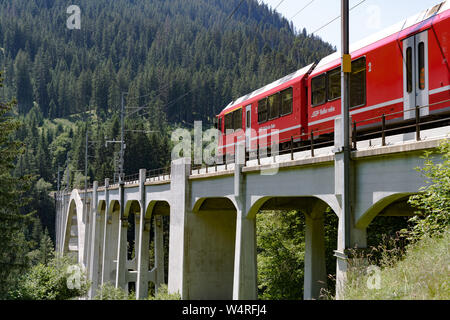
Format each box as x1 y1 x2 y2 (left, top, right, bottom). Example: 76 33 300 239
403 30 429 119
245 105 252 149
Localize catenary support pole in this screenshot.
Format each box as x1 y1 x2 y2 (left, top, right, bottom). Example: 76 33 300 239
334 0 352 300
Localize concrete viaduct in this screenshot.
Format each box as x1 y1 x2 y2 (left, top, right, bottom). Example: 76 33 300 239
54 121 449 300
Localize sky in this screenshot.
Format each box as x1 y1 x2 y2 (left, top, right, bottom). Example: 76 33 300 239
259 0 444 51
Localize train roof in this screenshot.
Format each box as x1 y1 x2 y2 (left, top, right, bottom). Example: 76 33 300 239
313 0 449 73
220 63 314 115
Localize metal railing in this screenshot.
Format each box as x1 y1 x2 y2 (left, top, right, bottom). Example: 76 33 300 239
146 167 171 181
123 173 140 184
351 100 450 148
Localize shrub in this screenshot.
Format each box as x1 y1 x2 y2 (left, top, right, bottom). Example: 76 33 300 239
148 284 180 300
94 283 131 300
406 139 450 241
10 255 89 300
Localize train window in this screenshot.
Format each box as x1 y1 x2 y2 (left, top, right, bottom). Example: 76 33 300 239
258 98 267 123
281 87 293 115
350 57 366 108
246 110 250 128
225 112 233 133
268 92 280 120
418 42 425 90
406 47 413 93
311 74 326 106
219 117 222 132
328 68 341 101
233 109 242 131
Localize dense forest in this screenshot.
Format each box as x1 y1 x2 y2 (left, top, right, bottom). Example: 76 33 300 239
0 0 348 299
0 0 333 121
0 0 335 239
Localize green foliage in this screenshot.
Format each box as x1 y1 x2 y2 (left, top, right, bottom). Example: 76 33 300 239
148 284 181 300
343 228 450 300
14 51 33 114
73 171 89 190
0 0 333 122
1 1 333 263
95 283 128 300
256 209 338 300
406 140 450 240
94 283 180 300
27 228 55 266
94 283 135 300
9 255 90 300
343 143 450 300
257 210 306 300
0 72 34 298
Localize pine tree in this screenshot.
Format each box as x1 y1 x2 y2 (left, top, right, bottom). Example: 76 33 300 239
14 51 34 114
38 228 55 266
0 72 33 297
33 49 51 117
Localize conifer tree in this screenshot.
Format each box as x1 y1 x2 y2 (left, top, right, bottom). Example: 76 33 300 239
0 72 33 297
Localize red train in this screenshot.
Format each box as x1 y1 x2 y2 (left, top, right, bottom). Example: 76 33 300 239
216 1 450 156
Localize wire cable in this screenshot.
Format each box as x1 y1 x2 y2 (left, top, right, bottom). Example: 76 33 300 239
273 0 287 11
225 0 247 25
137 89 194 119
125 0 249 110
290 0 315 20
311 0 367 35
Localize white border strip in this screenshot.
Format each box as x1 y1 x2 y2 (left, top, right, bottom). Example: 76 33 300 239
251 124 302 141
218 124 302 149
429 85 450 95
309 97 403 126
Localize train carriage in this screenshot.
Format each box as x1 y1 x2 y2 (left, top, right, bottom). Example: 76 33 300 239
216 1 450 157
308 1 450 138
217 64 314 156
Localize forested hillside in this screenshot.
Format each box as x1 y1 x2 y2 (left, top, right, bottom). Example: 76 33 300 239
0 0 333 121
0 0 334 240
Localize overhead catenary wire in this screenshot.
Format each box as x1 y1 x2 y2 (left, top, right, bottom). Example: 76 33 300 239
225 0 247 25
122 82 172 103
311 0 367 35
137 90 194 119
123 0 368 128
290 0 315 20
124 0 249 114
273 0 287 12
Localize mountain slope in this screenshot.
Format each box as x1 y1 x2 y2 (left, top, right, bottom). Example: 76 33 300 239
0 0 334 124
1 0 334 241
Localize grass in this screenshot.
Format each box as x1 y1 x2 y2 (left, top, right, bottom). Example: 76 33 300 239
343 228 450 300
41 109 99 132
42 117 77 132
94 283 180 300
